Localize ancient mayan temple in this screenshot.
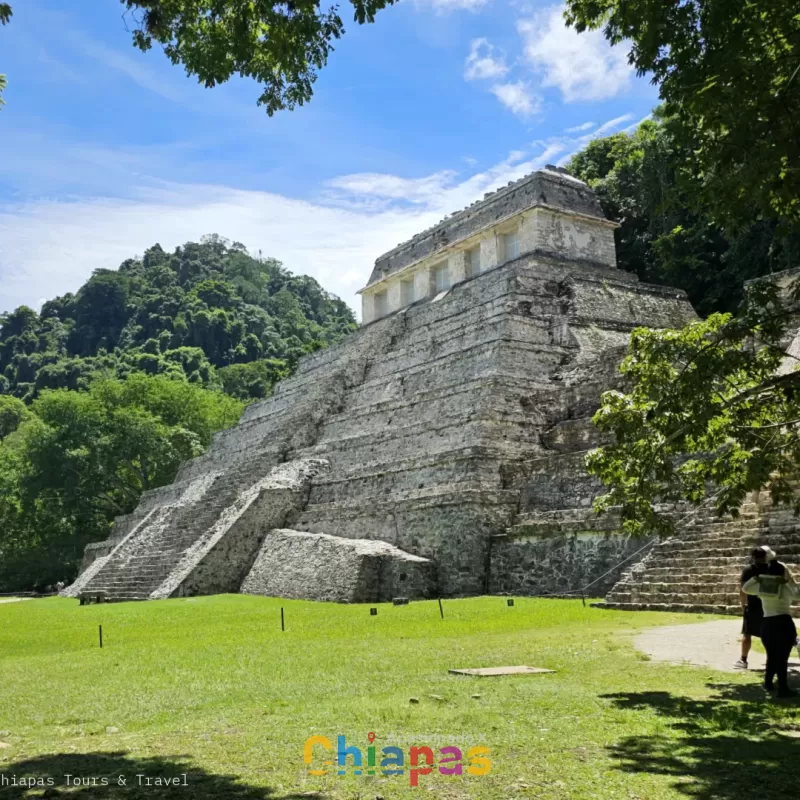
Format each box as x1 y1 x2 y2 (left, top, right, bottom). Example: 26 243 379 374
65 166 703 605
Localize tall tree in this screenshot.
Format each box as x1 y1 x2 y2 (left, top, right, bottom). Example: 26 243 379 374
587 282 800 536
0 374 243 590
567 112 800 316
562 3 800 531
565 0 800 228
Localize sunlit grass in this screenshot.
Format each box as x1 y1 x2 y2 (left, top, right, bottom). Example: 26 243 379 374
1 596 796 799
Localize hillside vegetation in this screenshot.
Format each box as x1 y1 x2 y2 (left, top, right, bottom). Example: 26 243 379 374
0 236 356 590
0 234 356 403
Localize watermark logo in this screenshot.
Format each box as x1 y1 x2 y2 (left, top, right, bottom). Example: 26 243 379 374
303 732 491 787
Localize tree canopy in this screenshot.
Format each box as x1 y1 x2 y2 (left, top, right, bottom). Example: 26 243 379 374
562 1 800 533
566 110 800 316
0 235 356 404
565 0 800 229
0 374 243 591
1 0 393 113
586 280 800 537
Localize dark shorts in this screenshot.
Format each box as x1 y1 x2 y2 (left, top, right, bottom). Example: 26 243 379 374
742 608 763 637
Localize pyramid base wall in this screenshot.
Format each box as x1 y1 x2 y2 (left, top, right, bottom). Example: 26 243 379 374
489 530 653 598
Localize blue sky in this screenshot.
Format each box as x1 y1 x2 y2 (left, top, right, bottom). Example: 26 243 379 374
0 0 658 316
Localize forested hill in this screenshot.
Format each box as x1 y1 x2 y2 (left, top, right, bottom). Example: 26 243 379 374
0 235 357 403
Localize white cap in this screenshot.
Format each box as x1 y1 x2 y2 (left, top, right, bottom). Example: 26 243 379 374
759 545 777 562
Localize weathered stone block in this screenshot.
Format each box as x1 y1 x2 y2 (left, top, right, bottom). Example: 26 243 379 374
241 530 437 602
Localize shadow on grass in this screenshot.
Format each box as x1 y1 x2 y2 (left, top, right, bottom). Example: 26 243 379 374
0 752 325 800
602 683 800 800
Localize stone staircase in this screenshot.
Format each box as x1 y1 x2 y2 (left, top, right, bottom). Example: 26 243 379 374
75 475 232 601
68 459 327 602
601 499 800 614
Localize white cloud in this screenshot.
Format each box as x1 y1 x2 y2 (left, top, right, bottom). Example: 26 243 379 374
566 121 596 133
0 146 570 318
621 113 652 133
75 38 191 106
0 186 422 321
490 82 541 118
464 38 509 81
414 0 489 13
30 7 255 120
551 111 640 166
517 5 632 102
592 113 634 136
325 170 458 207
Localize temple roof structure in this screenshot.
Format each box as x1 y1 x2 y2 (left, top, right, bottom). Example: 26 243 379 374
365 166 610 287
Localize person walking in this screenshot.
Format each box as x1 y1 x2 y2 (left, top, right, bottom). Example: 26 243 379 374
735 547 770 669
742 559 799 698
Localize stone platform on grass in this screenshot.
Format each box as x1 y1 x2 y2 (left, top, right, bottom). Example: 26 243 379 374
449 666 556 677
241 529 436 603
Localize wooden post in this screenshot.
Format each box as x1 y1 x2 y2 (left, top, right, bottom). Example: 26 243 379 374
281 607 285 632
438 598 444 619
98 625 103 649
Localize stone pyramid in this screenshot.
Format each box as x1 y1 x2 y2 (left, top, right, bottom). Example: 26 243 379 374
65 167 699 603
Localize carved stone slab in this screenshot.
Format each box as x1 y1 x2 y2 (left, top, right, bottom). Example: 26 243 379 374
448 666 555 677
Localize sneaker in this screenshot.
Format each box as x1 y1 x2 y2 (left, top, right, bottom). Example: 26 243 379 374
733 659 749 670
765 682 776 693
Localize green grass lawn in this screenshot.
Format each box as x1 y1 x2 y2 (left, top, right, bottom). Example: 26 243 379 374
0 596 798 800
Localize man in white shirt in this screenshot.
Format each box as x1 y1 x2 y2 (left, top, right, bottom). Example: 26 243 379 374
742 560 799 698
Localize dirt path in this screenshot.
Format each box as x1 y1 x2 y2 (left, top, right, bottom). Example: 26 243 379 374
0 597 30 605
636 619 800 674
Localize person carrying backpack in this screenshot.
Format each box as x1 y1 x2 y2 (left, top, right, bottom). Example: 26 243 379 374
742 558 799 698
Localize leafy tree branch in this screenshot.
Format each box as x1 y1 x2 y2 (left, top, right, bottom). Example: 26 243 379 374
587 279 800 536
